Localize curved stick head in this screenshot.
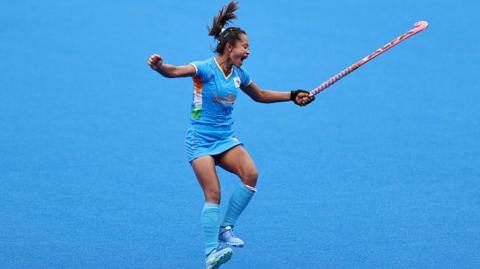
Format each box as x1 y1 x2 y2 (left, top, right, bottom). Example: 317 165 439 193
414 21 429 30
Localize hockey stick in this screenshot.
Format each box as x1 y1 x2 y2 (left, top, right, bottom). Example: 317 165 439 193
310 21 429 96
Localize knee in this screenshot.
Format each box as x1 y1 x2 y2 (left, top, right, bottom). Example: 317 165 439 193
241 169 258 187
204 188 221 204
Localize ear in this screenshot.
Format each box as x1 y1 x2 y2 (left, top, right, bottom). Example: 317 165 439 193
225 42 234 52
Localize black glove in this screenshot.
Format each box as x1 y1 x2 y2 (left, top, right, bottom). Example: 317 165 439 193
290 89 311 105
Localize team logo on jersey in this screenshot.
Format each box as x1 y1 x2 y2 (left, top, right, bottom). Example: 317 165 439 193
234 77 241 88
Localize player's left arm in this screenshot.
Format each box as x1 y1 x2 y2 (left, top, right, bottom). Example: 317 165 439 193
240 82 315 106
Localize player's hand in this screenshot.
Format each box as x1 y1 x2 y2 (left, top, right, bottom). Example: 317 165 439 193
148 54 163 71
291 89 315 106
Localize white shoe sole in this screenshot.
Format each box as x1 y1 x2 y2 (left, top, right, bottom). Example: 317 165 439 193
220 240 244 248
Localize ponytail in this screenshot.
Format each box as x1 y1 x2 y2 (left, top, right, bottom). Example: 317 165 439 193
208 1 238 38
208 1 246 54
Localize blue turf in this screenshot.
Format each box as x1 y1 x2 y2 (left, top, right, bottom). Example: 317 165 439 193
1 0 480 268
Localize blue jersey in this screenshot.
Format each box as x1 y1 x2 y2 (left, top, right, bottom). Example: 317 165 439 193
189 57 252 128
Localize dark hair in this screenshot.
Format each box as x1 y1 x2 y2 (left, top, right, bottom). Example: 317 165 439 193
208 1 246 54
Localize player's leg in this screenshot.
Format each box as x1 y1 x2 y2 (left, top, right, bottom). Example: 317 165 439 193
192 156 233 267
215 146 258 247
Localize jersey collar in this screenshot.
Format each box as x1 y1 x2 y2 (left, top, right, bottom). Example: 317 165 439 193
214 57 233 79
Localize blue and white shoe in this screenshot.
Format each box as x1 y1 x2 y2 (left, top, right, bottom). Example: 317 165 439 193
205 246 233 269
219 226 244 247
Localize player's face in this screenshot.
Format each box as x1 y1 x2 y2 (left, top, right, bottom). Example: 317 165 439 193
230 34 250 67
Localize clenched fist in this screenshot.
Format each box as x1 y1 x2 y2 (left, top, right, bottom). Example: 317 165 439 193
291 89 315 106
147 54 163 71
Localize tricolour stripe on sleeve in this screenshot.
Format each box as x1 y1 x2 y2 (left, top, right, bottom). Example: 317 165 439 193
191 76 203 120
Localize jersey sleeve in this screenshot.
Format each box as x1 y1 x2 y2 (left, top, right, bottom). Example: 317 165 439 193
189 60 211 81
238 67 253 87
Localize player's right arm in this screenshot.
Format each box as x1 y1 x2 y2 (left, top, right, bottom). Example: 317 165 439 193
147 54 196 78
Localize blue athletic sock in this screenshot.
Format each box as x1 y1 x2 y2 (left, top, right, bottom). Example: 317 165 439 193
221 183 256 228
201 202 220 256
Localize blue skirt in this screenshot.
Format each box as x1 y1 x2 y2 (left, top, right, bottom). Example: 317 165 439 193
185 125 243 163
